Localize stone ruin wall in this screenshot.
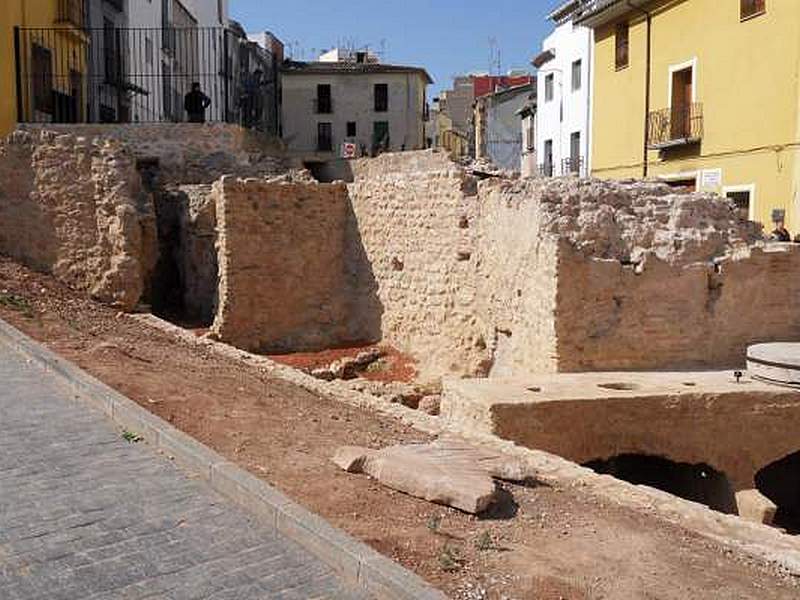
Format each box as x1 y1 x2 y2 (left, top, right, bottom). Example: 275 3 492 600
210 177 360 353
208 150 800 379
556 243 800 372
346 152 491 380
20 123 289 185
0 130 157 311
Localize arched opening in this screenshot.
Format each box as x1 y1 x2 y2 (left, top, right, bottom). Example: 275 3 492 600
755 451 800 533
584 454 737 514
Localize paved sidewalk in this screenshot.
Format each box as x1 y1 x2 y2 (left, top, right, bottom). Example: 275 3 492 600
0 341 364 600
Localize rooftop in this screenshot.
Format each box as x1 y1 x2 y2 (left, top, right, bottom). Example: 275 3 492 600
281 60 434 84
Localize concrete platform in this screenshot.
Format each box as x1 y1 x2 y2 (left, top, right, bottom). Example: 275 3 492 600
440 371 800 490
748 343 800 386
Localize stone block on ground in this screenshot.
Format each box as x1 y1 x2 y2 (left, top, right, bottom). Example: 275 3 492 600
332 437 529 514
736 489 778 525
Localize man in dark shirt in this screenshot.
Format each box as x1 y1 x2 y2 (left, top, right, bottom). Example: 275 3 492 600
772 223 791 242
184 82 211 123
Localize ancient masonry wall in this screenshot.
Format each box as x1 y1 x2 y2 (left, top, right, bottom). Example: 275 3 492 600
0 130 157 310
346 152 491 381
473 181 560 375
210 177 358 352
556 244 800 371
20 123 288 184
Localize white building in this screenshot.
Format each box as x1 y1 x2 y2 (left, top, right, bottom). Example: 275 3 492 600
532 0 593 177
281 51 432 160
127 0 229 123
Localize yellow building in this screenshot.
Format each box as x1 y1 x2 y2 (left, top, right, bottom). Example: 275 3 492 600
579 0 800 231
1 0 89 136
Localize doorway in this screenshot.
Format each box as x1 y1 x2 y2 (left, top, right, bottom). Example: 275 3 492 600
670 66 693 139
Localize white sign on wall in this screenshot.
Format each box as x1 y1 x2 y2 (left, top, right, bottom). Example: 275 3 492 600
700 168 722 192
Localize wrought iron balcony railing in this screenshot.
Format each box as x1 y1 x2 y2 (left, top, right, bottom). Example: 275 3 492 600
562 156 586 177
647 102 703 149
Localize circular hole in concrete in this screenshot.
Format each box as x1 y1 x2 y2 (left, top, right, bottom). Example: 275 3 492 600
598 382 639 391
527 386 542 393
683 382 697 387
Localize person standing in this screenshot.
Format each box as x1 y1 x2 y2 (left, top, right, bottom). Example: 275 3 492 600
184 82 211 123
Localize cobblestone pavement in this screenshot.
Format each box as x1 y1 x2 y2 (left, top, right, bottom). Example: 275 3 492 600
0 341 365 599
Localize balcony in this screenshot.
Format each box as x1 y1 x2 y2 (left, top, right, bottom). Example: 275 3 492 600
561 156 586 177
647 102 703 150
56 0 85 29
313 98 333 114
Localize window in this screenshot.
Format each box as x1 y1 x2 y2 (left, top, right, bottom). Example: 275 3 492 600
145 37 153 65
741 0 765 20
316 84 332 114
725 187 754 221
543 139 553 176
572 59 582 92
374 83 388 112
346 121 357 137
31 44 53 114
545 74 554 102
317 122 333 151
373 121 389 151
615 22 630 70
570 132 581 173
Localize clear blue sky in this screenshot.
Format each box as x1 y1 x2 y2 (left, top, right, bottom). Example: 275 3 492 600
231 0 557 95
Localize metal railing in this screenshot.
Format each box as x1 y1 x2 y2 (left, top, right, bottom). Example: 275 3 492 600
14 26 281 133
536 157 586 177
562 156 586 176
56 0 85 30
647 102 703 149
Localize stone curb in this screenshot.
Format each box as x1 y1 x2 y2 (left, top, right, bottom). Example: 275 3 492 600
0 318 447 600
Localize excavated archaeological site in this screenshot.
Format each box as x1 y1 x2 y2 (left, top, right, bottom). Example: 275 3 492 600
4 124 800 597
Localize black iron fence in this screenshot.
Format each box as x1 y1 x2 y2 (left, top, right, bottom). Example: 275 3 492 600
13 26 280 132
647 102 704 148
537 156 586 177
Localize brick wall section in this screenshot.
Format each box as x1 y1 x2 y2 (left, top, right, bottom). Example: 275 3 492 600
556 244 800 371
0 130 157 310
346 151 491 381
210 177 355 352
20 124 288 184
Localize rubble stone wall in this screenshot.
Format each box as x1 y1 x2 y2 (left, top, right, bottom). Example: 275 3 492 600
210 177 357 352
20 123 288 184
473 181 561 375
346 151 491 381
556 244 800 371
0 130 156 310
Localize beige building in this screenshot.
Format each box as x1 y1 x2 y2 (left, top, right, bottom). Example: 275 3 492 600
280 54 432 161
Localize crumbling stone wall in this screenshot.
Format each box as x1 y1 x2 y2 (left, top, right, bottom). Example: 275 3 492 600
210 177 358 352
346 151 491 381
20 123 289 184
557 244 800 371
0 130 156 310
206 150 800 380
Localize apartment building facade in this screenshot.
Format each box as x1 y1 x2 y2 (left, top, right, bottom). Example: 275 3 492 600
579 0 799 229
532 0 593 177
281 52 432 160
2 0 92 134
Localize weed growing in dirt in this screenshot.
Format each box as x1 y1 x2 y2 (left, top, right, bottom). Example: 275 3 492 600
475 530 493 551
426 513 442 533
122 430 143 443
438 544 463 572
0 293 34 318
